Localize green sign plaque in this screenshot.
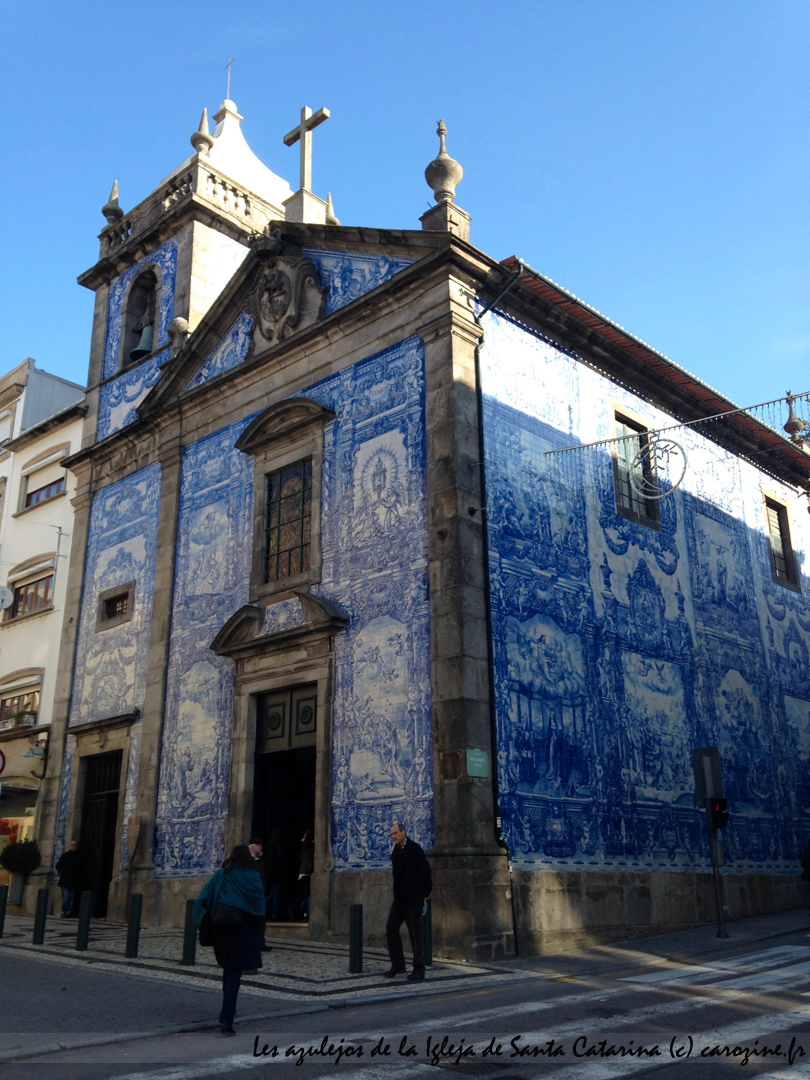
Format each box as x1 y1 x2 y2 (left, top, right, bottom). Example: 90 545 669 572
466 748 489 778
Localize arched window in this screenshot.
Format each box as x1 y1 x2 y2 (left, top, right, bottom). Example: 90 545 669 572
121 269 160 368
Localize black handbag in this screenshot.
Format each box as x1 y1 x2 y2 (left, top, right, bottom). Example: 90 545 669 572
213 903 244 931
198 870 224 946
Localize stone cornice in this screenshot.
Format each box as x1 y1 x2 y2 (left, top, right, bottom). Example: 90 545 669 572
5 402 87 454
66 710 140 738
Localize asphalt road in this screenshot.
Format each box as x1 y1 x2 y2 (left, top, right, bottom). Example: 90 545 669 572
5 923 810 1079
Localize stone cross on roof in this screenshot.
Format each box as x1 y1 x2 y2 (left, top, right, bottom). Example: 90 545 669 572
283 105 330 193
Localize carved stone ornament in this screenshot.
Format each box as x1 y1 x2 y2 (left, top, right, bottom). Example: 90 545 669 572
245 228 327 345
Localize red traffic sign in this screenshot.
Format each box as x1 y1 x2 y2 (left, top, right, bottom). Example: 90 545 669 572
0 749 5 776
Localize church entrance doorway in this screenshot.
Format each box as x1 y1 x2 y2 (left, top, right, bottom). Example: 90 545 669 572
252 684 317 922
78 750 122 918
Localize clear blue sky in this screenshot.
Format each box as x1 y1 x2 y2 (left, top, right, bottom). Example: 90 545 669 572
2 1 809 410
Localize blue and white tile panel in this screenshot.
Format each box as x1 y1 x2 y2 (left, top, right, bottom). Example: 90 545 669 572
302 249 414 316
153 420 255 876
185 311 254 391
480 308 810 875
102 239 178 381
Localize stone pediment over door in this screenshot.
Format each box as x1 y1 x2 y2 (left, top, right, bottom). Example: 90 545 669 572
210 590 348 659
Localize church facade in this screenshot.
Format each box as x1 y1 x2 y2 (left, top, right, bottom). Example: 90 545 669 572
32 99 810 957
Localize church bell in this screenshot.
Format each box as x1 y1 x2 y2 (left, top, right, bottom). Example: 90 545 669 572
129 323 154 363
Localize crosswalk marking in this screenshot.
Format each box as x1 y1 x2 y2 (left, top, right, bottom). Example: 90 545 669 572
406 986 623 1031
20 941 810 1079
622 945 810 984
518 1009 810 1080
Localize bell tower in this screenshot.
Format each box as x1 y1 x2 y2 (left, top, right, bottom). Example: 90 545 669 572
78 99 295 446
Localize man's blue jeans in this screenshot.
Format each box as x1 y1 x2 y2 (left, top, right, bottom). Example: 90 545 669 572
60 886 74 916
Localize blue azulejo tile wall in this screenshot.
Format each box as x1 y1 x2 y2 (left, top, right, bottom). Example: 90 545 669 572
97 348 170 441
69 464 162 727
153 336 432 878
102 239 178 381
303 337 432 869
302 249 413 316
153 420 255 877
184 310 254 391
480 309 810 876
62 464 162 871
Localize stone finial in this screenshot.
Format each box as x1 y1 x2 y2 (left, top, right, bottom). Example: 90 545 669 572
325 192 340 226
101 180 124 224
425 119 463 204
190 108 215 156
168 317 190 356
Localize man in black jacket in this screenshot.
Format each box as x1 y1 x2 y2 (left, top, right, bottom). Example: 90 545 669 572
384 822 432 982
55 840 82 917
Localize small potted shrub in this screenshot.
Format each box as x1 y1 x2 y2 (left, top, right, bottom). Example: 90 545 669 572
0 839 42 904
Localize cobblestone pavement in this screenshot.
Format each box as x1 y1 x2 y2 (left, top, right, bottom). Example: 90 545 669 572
0 914 512 1004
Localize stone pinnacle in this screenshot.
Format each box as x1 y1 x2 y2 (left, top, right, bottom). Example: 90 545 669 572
191 108 215 155
101 180 124 224
325 192 340 226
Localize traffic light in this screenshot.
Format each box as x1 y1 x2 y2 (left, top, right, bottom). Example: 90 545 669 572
708 798 729 831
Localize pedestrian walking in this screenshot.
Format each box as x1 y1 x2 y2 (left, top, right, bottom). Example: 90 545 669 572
248 836 272 950
384 821 432 982
193 845 267 1035
264 828 285 920
288 827 314 921
55 840 82 917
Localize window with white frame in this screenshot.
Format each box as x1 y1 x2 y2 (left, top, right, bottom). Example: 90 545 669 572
0 670 43 729
5 555 56 621
18 444 69 513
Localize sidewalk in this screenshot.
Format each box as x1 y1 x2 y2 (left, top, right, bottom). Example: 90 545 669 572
0 912 509 1004
2 907 809 1062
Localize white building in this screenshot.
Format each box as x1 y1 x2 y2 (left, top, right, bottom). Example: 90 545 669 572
0 359 84 866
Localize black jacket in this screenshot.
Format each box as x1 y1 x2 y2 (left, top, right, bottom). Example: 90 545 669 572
212 906 265 970
391 837 432 905
55 849 82 888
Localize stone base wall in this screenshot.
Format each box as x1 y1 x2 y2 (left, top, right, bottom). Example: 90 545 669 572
513 868 808 955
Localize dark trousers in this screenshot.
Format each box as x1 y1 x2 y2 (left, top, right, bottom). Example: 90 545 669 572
219 967 242 1025
385 898 425 972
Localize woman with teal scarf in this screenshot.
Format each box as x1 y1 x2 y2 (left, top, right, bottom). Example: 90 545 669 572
193 845 267 1034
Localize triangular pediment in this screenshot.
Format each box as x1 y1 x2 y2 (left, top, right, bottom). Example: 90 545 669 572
137 225 441 420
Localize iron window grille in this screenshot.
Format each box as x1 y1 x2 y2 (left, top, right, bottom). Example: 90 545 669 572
264 459 312 582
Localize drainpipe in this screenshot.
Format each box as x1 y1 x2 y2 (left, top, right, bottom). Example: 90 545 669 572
472 261 524 953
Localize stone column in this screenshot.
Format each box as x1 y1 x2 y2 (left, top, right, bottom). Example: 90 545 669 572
420 303 514 961
122 422 183 924
25 469 94 909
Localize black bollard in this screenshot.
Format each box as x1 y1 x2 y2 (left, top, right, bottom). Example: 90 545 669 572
181 898 196 965
32 888 49 944
349 903 363 973
75 891 93 951
125 893 142 959
422 898 433 968
0 884 7 938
